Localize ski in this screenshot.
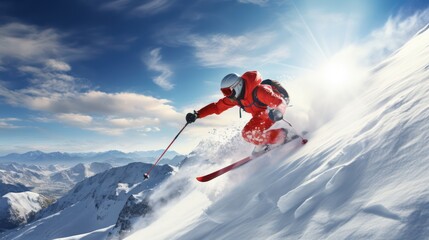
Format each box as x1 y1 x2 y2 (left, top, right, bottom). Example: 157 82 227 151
196 134 308 182
196 155 255 182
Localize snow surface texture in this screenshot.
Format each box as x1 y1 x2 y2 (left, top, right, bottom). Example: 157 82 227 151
124 26 429 239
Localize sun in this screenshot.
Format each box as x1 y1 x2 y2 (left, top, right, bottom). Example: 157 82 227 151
321 60 350 88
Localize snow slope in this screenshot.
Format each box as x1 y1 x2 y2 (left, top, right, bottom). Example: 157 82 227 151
125 26 429 239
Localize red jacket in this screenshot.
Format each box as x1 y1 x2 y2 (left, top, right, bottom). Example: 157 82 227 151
197 71 284 118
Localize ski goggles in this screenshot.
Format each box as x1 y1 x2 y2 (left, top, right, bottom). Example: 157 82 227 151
220 80 241 97
221 87 234 97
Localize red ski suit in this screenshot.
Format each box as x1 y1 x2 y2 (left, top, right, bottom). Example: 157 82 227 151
197 71 286 145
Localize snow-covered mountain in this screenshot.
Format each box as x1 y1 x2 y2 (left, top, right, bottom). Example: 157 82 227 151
0 162 113 233
0 162 112 199
0 192 51 232
1 162 174 240
0 151 79 164
0 150 181 166
50 162 112 185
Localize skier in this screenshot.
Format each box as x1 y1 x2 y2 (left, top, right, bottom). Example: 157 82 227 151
186 71 289 154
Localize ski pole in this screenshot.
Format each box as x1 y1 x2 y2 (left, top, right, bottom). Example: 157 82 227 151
144 123 189 180
282 119 308 144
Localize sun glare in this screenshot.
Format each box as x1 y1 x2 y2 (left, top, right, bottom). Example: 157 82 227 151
322 60 350 88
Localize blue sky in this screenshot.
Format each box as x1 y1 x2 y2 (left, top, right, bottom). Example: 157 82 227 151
0 0 428 155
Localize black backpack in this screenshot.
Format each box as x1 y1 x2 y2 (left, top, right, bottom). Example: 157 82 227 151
252 79 290 107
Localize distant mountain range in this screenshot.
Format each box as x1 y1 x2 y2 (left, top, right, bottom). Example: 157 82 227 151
0 162 113 199
0 150 182 165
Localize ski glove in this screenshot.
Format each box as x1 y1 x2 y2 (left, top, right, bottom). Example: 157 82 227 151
268 109 283 122
186 111 198 124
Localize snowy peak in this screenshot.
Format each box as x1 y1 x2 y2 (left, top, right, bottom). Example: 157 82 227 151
0 162 112 199
0 151 78 164
49 162 112 185
0 150 182 165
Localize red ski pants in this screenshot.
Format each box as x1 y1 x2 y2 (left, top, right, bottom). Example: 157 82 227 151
241 111 285 145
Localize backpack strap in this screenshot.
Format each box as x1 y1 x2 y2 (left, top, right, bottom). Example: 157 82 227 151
252 86 267 108
236 99 245 118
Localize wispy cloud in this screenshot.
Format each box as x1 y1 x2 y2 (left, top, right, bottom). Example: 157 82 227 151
363 8 429 64
238 0 269 6
99 0 174 16
133 0 173 15
0 118 20 129
45 59 71 72
143 48 174 90
108 117 159 128
17 63 81 96
0 23 85 64
185 31 289 68
56 113 93 126
320 7 429 70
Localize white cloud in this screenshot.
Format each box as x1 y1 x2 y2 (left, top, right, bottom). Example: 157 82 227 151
45 59 71 71
48 114 163 136
0 118 20 129
0 78 183 135
56 113 93 126
98 0 173 16
108 117 159 128
0 23 85 64
86 127 126 136
185 31 289 68
1 89 181 119
78 117 162 136
134 0 172 15
17 64 79 96
144 48 174 90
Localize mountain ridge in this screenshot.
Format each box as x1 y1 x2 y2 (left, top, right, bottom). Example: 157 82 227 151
0 149 182 165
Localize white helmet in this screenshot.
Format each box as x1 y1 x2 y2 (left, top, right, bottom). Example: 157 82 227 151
220 73 243 99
